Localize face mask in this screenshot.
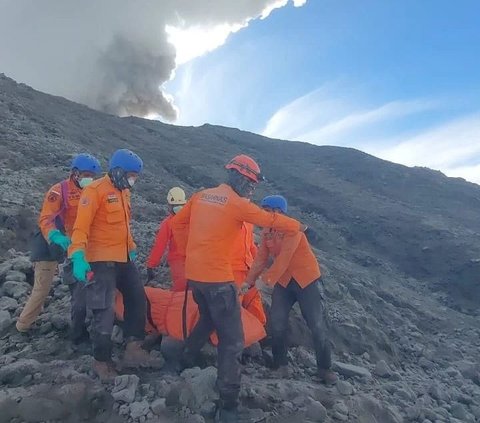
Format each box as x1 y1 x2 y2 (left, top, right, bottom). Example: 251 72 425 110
173 205 183 214
127 177 137 187
79 177 94 188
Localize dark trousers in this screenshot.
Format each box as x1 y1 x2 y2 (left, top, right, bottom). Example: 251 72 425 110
87 262 146 362
69 282 87 339
63 261 88 341
185 281 244 409
270 279 331 370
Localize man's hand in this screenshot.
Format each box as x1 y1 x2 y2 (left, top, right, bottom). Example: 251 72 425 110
48 229 71 251
71 250 91 283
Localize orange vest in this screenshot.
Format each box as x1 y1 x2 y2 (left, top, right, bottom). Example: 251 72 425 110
170 184 301 283
69 175 136 262
38 179 81 238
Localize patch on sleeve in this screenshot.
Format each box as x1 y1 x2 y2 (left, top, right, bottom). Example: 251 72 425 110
81 197 90 206
48 192 59 202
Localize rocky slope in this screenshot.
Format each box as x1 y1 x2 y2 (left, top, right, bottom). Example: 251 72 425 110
0 73 479 423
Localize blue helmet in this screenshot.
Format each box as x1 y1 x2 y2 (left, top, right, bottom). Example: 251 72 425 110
71 153 101 174
261 195 288 214
109 149 143 173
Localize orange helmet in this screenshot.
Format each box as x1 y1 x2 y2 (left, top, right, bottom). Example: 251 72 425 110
225 155 262 183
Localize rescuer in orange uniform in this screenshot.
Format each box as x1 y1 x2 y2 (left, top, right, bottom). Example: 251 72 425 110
69 149 160 381
146 187 187 291
246 195 337 385
171 155 307 423
16 153 101 342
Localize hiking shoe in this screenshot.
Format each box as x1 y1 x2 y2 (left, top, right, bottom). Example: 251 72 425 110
317 368 338 385
93 360 118 382
123 340 164 369
15 322 30 333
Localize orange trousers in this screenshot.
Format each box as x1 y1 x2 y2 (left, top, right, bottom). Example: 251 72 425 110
233 270 267 326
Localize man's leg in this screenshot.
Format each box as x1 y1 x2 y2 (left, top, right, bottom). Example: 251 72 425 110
115 262 146 341
116 262 163 368
87 262 117 380
64 261 88 343
183 281 215 362
16 261 57 332
200 282 244 411
68 282 88 343
296 280 335 383
269 282 296 368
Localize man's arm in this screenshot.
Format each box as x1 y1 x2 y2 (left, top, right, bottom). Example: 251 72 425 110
146 218 170 268
235 199 303 233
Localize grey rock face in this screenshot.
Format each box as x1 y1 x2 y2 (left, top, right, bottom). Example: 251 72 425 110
333 362 372 379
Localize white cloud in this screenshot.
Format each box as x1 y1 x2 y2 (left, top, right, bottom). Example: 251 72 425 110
263 84 438 144
263 85 480 183
374 113 480 181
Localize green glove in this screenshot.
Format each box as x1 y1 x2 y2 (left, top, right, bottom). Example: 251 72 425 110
71 250 91 283
129 250 137 262
48 229 71 251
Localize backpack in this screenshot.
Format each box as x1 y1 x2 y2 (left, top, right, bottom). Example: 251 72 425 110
30 180 70 262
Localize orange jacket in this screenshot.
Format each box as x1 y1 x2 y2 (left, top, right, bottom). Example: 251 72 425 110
170 184 301 283
38 178 82 239
231 222 257 272
69 175 136 262
247 228 321 288
147 214 184 268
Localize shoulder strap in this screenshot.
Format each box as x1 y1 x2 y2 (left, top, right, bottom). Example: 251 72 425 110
59 180 69 213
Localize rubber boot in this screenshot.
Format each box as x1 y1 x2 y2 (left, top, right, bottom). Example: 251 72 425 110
93 360 118 382
317 368 338 385
123 340 164 369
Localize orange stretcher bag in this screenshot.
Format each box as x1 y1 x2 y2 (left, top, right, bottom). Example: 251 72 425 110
115 286 266 347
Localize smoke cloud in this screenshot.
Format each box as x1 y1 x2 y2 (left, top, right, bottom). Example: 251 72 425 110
0 0 307 121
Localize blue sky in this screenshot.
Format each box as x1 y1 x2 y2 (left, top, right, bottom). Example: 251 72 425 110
166 0 480 182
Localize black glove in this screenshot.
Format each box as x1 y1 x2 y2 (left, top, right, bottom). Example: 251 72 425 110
304 227 321 247
147 268 156 281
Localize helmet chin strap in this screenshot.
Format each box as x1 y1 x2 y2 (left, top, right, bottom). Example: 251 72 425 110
109 168 130 191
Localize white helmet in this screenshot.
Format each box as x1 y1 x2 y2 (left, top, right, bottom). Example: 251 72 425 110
167 187 187 205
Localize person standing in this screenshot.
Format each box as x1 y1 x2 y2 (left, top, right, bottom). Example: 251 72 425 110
171 155 307 422
69 149 160 380
246 195 337 385
17 153 101 341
